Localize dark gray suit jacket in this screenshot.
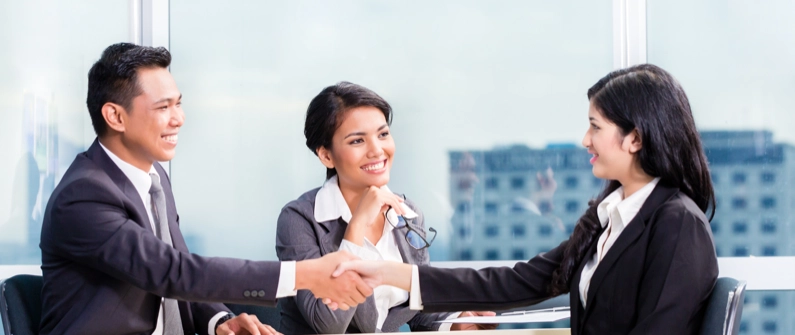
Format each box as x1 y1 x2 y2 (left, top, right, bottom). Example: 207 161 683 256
276 188 454 334
39 140 282 335
415 184 718 335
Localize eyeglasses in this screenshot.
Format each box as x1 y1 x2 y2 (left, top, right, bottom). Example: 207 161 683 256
385 206 437 250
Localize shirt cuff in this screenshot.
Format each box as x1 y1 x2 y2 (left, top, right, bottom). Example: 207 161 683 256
208 312 229 335
339 239 382 261
438 312 463 332
276 261 298 298
409 264 424 310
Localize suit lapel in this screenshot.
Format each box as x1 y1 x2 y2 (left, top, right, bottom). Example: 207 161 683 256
570 240 598 332
85 140 154 234
580 184 679 323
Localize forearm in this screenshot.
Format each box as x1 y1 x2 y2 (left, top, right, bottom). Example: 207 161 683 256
380 262 413 291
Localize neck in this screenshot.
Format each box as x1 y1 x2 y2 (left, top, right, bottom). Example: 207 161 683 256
337 178 365 213
98 135 153 173
619 166 654 199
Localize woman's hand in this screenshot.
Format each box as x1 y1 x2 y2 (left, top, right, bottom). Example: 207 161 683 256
350 186 405 226
450 311 499 331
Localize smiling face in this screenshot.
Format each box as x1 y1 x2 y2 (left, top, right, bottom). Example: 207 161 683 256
112 67 184 170
317 106 394 189
582 101 640 181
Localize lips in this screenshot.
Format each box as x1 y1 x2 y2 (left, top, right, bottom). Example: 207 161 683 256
588 151 598 164
162 134 178 144
361 159 387 172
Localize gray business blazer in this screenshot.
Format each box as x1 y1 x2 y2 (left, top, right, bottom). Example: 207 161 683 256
276 187 454 334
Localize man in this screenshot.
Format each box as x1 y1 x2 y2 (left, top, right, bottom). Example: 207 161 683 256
39 43 372 335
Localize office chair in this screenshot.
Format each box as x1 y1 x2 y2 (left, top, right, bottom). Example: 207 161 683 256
0 275 43 335
700 277 747 335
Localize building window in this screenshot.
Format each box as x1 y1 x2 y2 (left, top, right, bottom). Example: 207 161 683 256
511 249 525 260
732 172 746 184
763 321 777 333
485 249 500 260
565 176 579 189
538 224 552 237
511 224 526 238
732 221 747 234
565 224 575 235
485 202 498 215
761 172 775 183
761 197 776 209
511 177 525 190
762 296 778 309
761 219 776 234
486 177 498 190
731 198 747 210
739 321 748 332
485 225 499 237
457 202 470 214
458 227 470 238
710 221 719 235
733 246 749 257
459 250 472 260
511 203 526 213
565 200 579 213
762 246 777 256
539 200 552 214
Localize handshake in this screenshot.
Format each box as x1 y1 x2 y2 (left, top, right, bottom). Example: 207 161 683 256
296 250 397 310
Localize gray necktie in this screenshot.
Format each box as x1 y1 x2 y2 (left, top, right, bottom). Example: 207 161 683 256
149 173 184 335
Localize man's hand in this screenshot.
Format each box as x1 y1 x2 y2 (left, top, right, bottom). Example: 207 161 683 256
331 260 386 289
450 311 499 331
295 251 373 310
215 313 281 335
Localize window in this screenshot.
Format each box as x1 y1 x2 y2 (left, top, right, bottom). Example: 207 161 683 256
710 221 719 235
539 200 552 214
565 200 579 213
762 295 778 309
761 219 776 234
510 177 525 190
511 249 525 260
763 321 777 333
565 176 579 189
485 249 500 260
485 225 499 237
732 198 747 210
538 224 552 237
456 202 470 214
485 202 498 215
457 227 470 238
761 172 775 183
761 197 776 209
511 203 526 213
485 177 499 190
732 172 747 185
734 247 749 257
459 250 472 261
762 246 777 256
566 224 575 235
732 221 748 234
511 224 526 238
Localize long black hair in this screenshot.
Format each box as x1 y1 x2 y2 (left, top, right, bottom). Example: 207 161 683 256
304 82 393 179
549 64 716 295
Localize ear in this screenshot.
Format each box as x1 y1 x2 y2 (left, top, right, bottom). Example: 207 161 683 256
102 103 126 134
316 146 335 169
625 129 643 154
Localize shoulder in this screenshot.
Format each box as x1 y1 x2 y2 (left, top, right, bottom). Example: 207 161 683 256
278 187 321 222
49 155 115 205
648 191 711 239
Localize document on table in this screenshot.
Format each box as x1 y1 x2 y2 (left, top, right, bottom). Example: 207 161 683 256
437 307 571 324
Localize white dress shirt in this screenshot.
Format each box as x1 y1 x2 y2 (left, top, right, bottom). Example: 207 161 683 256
99 143 296 335
578 177 660 307
408 178 661 311
315 176 457 331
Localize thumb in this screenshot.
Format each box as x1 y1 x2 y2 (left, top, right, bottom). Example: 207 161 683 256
332 262 350 277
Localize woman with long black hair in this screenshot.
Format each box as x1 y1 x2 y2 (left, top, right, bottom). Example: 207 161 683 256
332 64 719 335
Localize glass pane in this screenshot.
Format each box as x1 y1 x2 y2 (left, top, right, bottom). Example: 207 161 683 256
0 1 130 265
170 0 613 260
649 1 795 333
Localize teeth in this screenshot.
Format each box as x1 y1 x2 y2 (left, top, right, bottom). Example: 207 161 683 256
362 161 385 171
163 134 178 143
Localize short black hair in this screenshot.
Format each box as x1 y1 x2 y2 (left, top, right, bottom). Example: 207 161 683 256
304 82 393 179
86 43 171 136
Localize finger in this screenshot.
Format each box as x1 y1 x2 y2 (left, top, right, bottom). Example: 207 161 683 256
322 298 332 305
327 301 339 310
237 314 261 335
258 323 281 335
332 262 352 277
356 278 374 297
337 302 351 311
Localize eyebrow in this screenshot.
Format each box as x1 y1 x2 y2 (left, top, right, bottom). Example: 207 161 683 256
589 117 598 122
153 94 182 105
343 124 389 139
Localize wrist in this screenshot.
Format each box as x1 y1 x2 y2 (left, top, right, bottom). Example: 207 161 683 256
214 313 235 334
295 259 317 290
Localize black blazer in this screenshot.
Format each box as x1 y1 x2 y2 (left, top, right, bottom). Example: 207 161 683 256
39 140 282 335
417 183 718 335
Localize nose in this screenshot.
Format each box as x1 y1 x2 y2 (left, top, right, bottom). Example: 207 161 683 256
366 139 384 158
170 106 185 128
581 129 591 148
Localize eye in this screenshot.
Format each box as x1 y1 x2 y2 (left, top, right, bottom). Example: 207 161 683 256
176 101 182 107
590 123 600 130
159 105 168 110
379 130 390 138
349 138 364 145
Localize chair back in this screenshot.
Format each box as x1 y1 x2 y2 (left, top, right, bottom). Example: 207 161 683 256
700 277 747 335
225 303 281 331
0 275 43 335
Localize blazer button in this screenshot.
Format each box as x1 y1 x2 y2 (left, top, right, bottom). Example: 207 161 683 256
258 290 266 297
244 290 251 297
